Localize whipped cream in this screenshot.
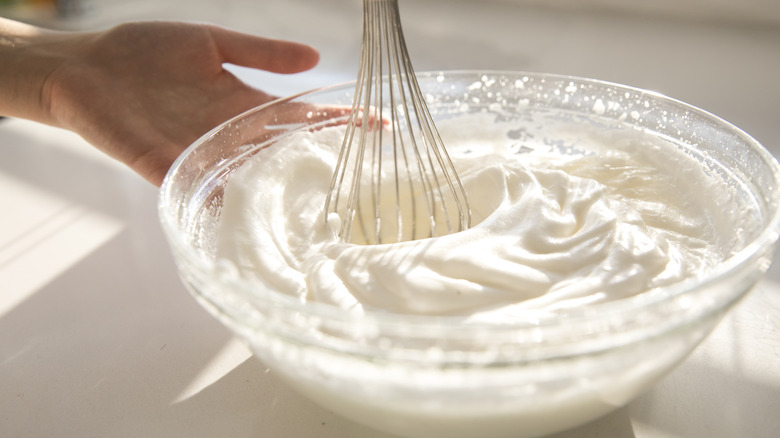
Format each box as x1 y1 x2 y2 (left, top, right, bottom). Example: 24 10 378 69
215 115 745 319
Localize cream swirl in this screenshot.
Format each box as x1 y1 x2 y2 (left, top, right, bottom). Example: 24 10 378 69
215 119 738 318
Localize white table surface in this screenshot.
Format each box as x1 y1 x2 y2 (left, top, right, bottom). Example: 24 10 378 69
2 1 779 437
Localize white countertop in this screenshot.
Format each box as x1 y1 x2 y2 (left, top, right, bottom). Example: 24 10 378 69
2 1 779 437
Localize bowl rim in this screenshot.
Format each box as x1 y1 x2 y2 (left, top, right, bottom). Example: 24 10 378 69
159 69 780 332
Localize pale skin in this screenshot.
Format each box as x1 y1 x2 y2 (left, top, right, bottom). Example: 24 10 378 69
0 17 320 186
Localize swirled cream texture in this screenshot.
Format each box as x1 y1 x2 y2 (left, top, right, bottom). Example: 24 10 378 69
215 116 745 318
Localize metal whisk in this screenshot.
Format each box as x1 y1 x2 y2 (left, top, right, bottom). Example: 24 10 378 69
325 0 471 245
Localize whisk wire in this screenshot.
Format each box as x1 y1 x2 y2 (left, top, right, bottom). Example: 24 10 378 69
325 0 471 245
382 1 429 242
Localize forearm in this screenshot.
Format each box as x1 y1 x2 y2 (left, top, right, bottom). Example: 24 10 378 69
0 17 77 125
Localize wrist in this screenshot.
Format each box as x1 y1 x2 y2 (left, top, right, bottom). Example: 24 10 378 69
0 18 82 127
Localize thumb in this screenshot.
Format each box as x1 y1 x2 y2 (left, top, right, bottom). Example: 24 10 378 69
208 26 320 74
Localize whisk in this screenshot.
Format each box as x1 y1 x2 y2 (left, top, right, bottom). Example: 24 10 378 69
324 0 471 245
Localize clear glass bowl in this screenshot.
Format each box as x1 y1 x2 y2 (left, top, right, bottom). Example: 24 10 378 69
159 71 780 438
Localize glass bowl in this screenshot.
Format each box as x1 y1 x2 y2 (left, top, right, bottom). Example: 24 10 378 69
159 71 780 438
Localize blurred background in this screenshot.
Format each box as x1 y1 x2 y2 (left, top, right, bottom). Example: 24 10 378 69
2 0 779 150
1 1 779 437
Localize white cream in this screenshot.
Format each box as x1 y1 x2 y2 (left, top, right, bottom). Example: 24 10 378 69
214 115 745 319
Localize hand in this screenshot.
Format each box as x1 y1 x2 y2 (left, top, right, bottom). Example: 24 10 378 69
1 19 319 185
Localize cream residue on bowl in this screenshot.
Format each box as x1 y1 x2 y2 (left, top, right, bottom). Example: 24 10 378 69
214 114 751 320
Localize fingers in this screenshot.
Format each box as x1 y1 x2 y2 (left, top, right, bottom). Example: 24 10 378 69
208 25 320 74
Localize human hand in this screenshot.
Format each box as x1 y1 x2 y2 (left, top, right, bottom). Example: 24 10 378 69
34 21 319 185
